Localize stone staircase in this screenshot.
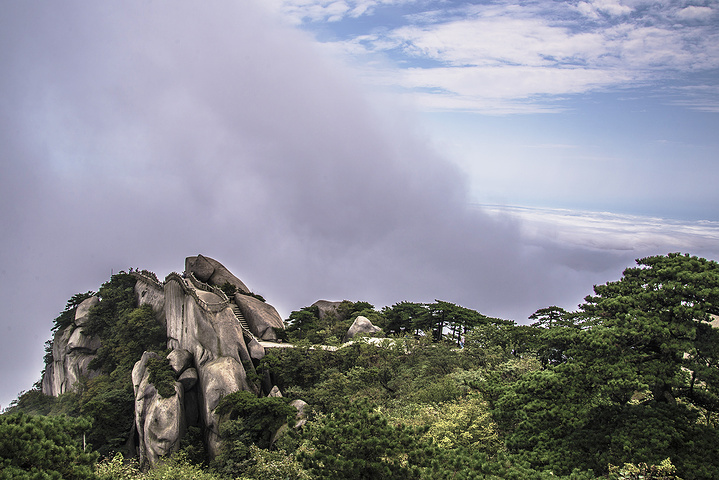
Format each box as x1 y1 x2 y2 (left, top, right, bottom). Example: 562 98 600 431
231 303 259 343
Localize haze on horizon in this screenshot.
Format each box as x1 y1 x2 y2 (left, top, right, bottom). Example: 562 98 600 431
1 0 718 409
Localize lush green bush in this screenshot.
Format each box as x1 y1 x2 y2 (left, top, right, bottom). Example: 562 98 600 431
212 390 297 478
0 412 98 480
299 403 429 480
237 444 312 480
96 452 225 480
145 354 177 398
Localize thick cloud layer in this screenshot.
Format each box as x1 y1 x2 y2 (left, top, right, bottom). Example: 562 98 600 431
0 1 714 408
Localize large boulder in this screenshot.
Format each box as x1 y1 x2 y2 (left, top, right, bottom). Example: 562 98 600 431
133 352 185 469
344 316 382 342
185 255 250 294
234 293 285 341
311 300 343 320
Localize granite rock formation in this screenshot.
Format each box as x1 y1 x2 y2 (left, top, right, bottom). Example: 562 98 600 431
42 255 291 467
185 254 250 294
311 300 343 320
344 315 382 342
234 293 284 341
132 351 186 469
42 296 101 396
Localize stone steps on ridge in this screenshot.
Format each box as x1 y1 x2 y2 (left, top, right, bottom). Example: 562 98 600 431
231 304 256 340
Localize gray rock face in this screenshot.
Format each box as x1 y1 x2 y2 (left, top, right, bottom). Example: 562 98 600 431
344 315 382 342
74 296 99 326
312 300 343 320
199 356 249 458
178 368 198 390
247 337 266 361
42 296 102 396
161 263 262 459
167 348 193 374
135 277 166 324
133 352 185 469
234 293 285 341
67 327 101 353
290 398 309 428
185 254 250 294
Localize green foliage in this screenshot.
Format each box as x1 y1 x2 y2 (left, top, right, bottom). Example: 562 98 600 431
88 301 167 375
0 412 98 480
212 390 297 477
263 337 469 414
423 394 502 453
285 301 379 344
51 291 96 333
78 373 135 457
477 254 719 479
219 281 238 297
299 403 428 480
178 425 208 466
285 308 320 342
4 389 81 417
237 444 313 480
96 452 225 480
581 253 719 406
145 354 177 398
608 458 682 480
95 453 141 480
381 300 504 345
463 323 520 368
529 306 573 329
381 301 428 336
12 253 719 480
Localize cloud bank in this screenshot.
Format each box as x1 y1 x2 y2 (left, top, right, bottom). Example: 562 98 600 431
1 0 716 408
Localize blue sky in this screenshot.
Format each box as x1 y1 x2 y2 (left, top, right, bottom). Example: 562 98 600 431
1 0 718 408
265 0 719 219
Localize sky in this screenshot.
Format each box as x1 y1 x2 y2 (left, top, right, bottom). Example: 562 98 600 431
1 0 718 409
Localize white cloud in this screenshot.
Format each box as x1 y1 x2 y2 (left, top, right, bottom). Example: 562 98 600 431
675 5 715 21
276 0 719 113
390 17 608 68
576 0 633 19
265 0 415 23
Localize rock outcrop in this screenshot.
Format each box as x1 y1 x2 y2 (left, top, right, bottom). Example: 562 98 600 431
312 300 343 320
186 255 250 294
42 296 102 396
140 265 260 461
234 293 285 341
132 351 186 469
43 256 293 467
344 315 382 342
